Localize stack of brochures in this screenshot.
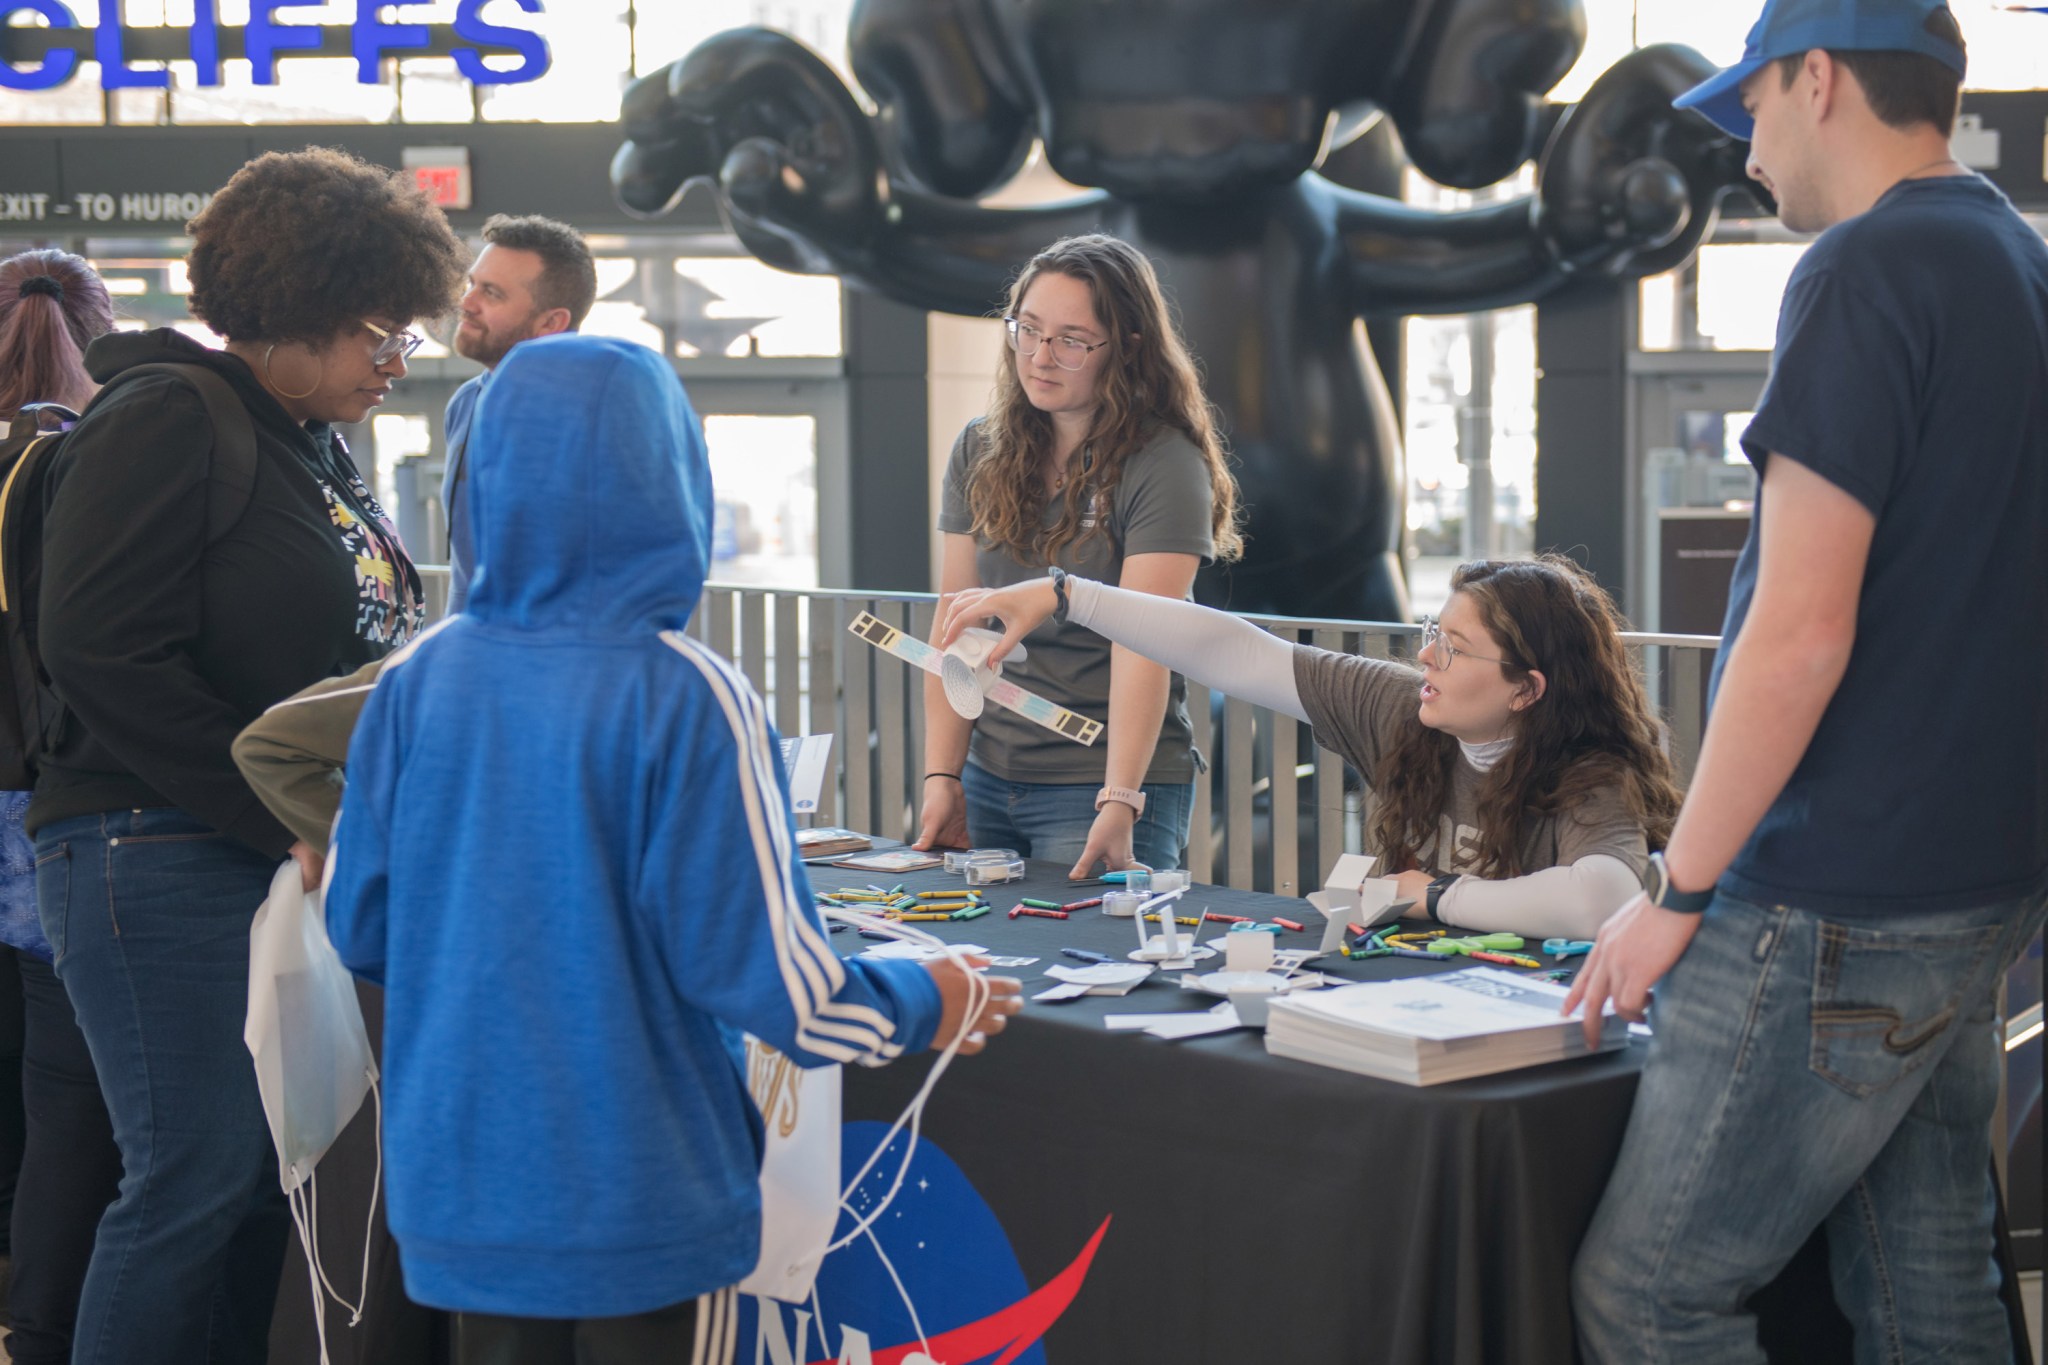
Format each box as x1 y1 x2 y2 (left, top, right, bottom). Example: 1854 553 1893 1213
1264 967 1626 1085
794 827 872 858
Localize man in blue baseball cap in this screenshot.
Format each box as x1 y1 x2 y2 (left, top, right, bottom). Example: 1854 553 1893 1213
1671 0 1966 144
1566 2 2048 1360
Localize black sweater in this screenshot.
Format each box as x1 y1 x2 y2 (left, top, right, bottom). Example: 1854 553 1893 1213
29 328 405 857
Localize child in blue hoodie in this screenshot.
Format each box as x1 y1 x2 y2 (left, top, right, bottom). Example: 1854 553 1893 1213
322 335 1019 1364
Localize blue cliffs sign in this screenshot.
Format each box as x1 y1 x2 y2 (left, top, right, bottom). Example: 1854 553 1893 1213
0 0 550 91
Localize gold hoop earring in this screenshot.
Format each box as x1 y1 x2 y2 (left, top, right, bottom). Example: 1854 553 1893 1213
262 342 321 401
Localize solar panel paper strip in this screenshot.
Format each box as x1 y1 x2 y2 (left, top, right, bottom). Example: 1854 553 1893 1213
847 611 1103 747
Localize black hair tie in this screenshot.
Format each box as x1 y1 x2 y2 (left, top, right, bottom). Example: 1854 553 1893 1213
18 276 62 300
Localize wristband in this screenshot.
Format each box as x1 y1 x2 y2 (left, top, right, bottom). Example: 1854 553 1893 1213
1645 852 1715 914
1049 566 1071 624
1095 785 1146 816
924 772 962 785
1426 872 1460 920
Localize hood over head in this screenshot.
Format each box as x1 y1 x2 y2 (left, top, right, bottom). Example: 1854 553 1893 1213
464 334 710 634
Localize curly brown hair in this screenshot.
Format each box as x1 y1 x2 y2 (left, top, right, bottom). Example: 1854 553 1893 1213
186 147 468 343
1370 556 1683 879
969 235 1244 565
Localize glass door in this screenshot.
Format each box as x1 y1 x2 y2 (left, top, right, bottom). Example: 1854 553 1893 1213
1632 367 1767 635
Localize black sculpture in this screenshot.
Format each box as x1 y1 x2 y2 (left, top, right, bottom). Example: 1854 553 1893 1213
612 0 1753 619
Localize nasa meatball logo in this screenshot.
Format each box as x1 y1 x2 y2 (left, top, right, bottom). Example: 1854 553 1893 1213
741 1121 1110 1364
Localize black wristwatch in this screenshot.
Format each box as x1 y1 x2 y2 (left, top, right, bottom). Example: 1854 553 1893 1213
1048 565 1071 625
1645 852 1715 914
1426 872 1460 920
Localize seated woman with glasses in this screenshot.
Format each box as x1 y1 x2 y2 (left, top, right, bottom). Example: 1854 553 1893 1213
936 555 1682 938
914 234 1244 878
26 147 462 1363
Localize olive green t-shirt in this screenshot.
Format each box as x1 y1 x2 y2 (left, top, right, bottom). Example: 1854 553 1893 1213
938 420 1216 784
1290 646 1650 879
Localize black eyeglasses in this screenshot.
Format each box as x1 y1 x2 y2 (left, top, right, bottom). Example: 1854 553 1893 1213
1004 316 1109 371
360 319 424 366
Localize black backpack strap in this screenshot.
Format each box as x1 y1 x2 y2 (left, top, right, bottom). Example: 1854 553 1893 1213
98 362 260 545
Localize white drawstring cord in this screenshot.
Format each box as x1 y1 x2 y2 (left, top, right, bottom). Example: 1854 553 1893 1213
286 1070 383 1363
785 903 994 1362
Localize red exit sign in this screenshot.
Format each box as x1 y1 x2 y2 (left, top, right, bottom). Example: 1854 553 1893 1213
402 146 472 211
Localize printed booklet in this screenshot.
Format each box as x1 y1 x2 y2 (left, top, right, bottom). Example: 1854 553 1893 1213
1264 967 1626 1085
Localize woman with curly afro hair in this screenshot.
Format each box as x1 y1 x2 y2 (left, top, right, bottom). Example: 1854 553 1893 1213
27 147 463 1365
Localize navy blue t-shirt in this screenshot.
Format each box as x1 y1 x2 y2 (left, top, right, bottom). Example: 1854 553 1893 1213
1713 175 2048 917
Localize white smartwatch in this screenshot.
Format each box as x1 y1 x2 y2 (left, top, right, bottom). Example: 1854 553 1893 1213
1095 786 1146 816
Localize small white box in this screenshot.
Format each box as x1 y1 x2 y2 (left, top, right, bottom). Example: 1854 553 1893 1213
1304 854 1403 953
1225 931 1276 974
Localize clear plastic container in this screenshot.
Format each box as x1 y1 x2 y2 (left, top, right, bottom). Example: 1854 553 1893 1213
1101 890 1146 918
943 847 1018 875
963 854 1027 886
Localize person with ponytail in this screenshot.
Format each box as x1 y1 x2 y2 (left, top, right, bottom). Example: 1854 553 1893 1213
914 234 1244 878
0 248 122 1365
938 555 1683 939
0 252 110 425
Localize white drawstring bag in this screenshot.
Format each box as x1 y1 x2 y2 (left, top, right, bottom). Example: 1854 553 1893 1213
245 858 381 1360
738 1036 842 1304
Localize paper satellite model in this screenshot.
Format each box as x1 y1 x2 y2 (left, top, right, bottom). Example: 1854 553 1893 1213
847 611 1103 746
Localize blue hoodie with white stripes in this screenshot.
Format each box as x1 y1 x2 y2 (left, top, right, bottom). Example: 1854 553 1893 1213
324 335 940 1318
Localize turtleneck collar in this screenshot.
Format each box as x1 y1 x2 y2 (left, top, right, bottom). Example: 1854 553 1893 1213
1459 734 1513 773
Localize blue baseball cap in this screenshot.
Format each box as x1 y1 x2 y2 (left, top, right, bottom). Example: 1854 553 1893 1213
1674 0 1968 140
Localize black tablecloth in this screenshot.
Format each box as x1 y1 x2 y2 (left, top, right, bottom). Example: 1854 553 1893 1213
269 857 2029 1364
812 857 2028 1365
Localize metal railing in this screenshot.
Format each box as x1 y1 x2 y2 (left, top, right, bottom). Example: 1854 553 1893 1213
688 585 1720 899
415 569 1719 898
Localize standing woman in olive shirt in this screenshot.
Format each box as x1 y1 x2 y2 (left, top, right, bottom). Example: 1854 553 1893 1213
914 235 1243 878
29 149 463 1365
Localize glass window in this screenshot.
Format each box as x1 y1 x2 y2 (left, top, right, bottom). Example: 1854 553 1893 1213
569 252 845 359
1954 7 2048 91
168 58 399 123
397 56 473 122
669 257 841 359
371 411 433 513
704 415 818 588
633 0 853 81
1638 242 1810 352
1549 0 1637 103
479 0 630 123
1632 0 1756 65
1404 305 1538 614
579 256 668 353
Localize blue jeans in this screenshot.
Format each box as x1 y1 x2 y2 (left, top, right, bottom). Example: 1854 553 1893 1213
0 790 51 962
1572 887 2048 1365
961 762 1194 871
37 809 291 1365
